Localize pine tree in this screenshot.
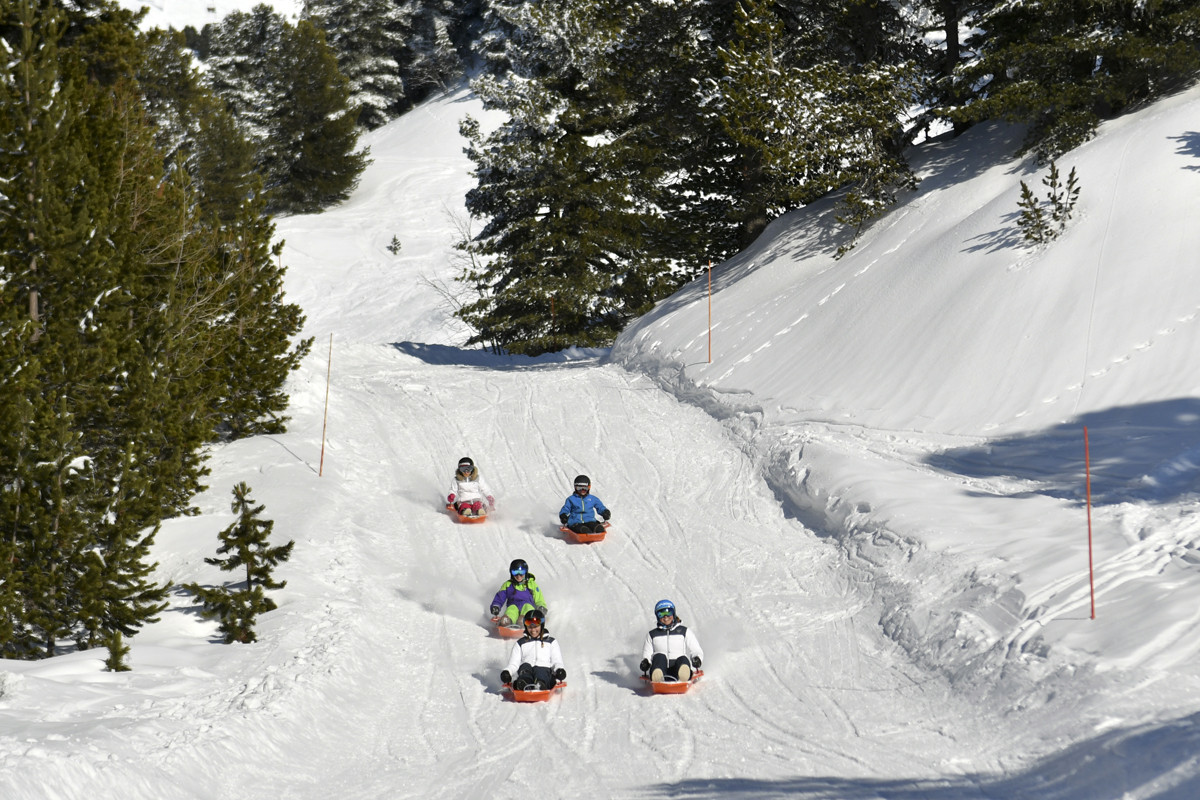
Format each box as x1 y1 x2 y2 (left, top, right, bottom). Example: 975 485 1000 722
209 483 293 594
262 18 369 212
203 5 285 145
184 483 293 644
211 193 313 438
202 8 369 213
138 28 259 224
305 0 407 129
1 0 308 659
397 0 464 102
956 0 1200 162
458 0 680 355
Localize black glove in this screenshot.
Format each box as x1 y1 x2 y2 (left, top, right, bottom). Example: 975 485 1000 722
554 668 566 680
559 514 568 525
693 657 701 669
490 605 500 616
601 509 611 520
639 658 650 673
500 670 512 684
537 606 547 616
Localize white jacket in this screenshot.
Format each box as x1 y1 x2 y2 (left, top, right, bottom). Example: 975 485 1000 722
641 622 703 662
449 474 493 504
505 634 565 672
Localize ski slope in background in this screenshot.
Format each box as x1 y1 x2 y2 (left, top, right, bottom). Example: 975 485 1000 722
6 5 1200 794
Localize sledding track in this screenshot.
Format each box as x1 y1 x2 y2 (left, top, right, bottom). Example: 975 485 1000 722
196 342 1017 799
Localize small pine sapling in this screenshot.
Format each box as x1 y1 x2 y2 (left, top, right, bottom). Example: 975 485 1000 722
387 235 402 255
103 631 131 672
183 483 294 644
1017 161 1081 244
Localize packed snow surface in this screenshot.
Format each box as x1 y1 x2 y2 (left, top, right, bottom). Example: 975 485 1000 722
7 7 1200 796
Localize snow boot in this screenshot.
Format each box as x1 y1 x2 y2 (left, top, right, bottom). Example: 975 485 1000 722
650 667 664 683
677 664 691 682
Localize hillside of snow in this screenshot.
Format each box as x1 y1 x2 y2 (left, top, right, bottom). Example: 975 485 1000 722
4 12 1200 790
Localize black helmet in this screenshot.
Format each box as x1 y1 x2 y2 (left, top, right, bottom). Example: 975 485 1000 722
509 558 528 579
458 457 474 469
573 474 590 487
523 608 545 632
456 457 477 479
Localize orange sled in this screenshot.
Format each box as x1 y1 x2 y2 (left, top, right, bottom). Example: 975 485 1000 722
491 616 524 639
560 521 610 543
503 681 566 703
446 503 488 524
641 669 703 694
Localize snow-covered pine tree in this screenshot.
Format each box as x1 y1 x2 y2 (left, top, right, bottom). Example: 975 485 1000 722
261 17 368 212
203 5 285 145
458 0 679 355
956 0 1200 162
139 28 260 223
203 8 368 213
710 0 918 253
305 0 407 130
396 0 464 102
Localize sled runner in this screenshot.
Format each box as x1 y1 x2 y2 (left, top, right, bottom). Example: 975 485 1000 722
503 681 566 703
560 521 610 543
491 616 525 639
446 503 488 524
641 669 703 694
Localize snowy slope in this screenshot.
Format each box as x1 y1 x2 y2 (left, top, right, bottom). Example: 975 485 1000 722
4 20 1200 795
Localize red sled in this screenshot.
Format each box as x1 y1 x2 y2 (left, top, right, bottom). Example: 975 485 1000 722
560 521 611 543
491 616 524 639
503 681 566 703
641 669 703 694
446 503 488 524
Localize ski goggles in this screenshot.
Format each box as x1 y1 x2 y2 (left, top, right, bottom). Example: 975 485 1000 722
510 567 527 576
575 484 589 492
656 607 675 619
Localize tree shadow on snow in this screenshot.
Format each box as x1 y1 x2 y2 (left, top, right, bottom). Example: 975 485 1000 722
391 341 607 370
1169 131 1200 169
962 209 1027 253
926 397 1200 507
647 710 1200 799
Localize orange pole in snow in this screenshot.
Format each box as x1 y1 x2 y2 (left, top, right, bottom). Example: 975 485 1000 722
708 260 712 363
1085 426 1095 619
319 333 332 477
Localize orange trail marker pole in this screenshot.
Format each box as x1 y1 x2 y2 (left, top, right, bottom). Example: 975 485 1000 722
1085 426 1095 619
319 333 332 477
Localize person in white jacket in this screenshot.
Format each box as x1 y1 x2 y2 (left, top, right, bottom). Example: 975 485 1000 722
500 609 566 691
640 599 703 683
447 456 495 517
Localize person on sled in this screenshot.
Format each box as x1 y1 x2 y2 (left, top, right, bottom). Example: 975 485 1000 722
640 599 703 683
489 559 547 626
500 609 566 691
558 474 610 534
448 456 495 518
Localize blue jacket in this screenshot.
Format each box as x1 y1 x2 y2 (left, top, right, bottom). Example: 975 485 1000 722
559 493 608 525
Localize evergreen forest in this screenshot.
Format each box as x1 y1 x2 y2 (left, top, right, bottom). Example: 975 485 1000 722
1 0 1198 659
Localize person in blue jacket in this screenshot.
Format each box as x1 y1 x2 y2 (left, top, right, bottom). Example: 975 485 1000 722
559 474 610 534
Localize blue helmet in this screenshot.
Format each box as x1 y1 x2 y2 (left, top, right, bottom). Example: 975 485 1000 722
654 599 676 624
